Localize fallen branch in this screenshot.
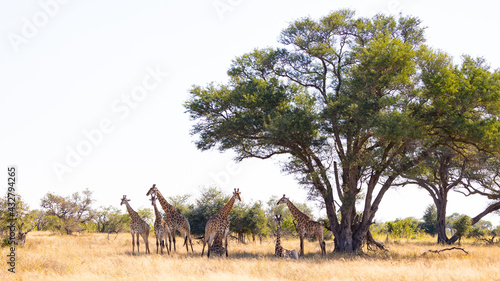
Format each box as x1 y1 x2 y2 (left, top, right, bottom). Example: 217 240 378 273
421 247 469 256
230 235 247 244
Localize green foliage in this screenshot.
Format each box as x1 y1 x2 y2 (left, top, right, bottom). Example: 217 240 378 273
168 194 192 215
0 194 31 232
185 186 230 235
230 200 269 238
137 208 154 227
0 194 32 247
422 204 437 236
40 189 94 234
386 218 424 239
453 215 472 242
93 206 130 234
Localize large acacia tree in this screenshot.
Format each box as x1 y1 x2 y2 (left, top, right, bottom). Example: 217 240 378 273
185 10 500 252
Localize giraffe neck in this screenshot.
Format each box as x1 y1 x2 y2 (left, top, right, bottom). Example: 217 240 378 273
285 199 309 221
275 224 283 256
276 225 282 248
155 190 176 216
124 202 141 221
152 201 162 221
218 194 236 218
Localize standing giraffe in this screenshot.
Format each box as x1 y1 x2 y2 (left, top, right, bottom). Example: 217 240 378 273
274 214 298 259
120 195 150 255
277 194 326 256
201 188 241 258
150 194 172 254
146 184 194 252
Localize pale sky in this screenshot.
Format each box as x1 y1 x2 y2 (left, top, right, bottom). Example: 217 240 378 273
1 0 499 226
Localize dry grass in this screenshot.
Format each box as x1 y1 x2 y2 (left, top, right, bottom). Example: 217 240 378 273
1 231 499 281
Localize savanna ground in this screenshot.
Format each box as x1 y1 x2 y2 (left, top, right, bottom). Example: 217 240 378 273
1 231 499 281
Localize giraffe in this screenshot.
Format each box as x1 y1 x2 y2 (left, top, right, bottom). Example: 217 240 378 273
208 231 226 257
146 184 194 252
201 188 241 258
120 195 151 255
274 214 298 259
277 194 326 257
150 194 172 255
16 222 33 246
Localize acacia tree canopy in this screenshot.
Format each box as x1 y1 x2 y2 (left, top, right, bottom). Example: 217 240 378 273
185 9 500 252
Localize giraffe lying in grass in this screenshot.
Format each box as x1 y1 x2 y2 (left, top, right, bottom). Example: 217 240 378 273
208 231 226 257
274 214 298 259
277 194 326 257
201 188 241 258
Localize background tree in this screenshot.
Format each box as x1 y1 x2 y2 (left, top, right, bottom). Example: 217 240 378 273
422 204 437 236
40 189 94 234
168 194 192 216
94 206 130 235
185 186 229 235
230 200 268 243
396 146 470 244
137 208 154 228
185 9 500 252
453 215 472 244
460 154 500 225
386 218 423 240
0 195 32 246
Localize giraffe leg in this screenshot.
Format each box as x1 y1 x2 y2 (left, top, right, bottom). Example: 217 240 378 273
224 233 228 257
182 230 189 252
160 230 165 254
172 235 176 252
166 231 172 254
206 233 215 258
299 235 304 257
189 234 194 253
156 237 159 254
131 233 135 255
201 239 206 257
317 231 326 255
145 231 150 254
136 233 140 255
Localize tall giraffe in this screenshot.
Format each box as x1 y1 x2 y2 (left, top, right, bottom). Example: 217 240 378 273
150 194 172 254
201 188 241 258
274 214 298 259
146 184 194 252
120 195 150 255
277 194 326 256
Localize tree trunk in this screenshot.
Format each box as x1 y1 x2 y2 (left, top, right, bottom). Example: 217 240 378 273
324 186 368 253
436 198 450 244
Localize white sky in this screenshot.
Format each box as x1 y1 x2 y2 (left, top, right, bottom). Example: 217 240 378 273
1 0 499 226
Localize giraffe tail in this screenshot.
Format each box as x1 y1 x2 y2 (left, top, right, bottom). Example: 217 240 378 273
183 235 188 247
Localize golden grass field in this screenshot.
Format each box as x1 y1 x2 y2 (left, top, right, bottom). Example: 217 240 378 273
1 231 499 281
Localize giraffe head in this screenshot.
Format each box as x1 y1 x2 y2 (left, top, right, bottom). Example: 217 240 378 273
120 195 130 205
274 214 283 227
150 194 157 205
277 194 288 206
233 188 241 201
146 184 158 197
